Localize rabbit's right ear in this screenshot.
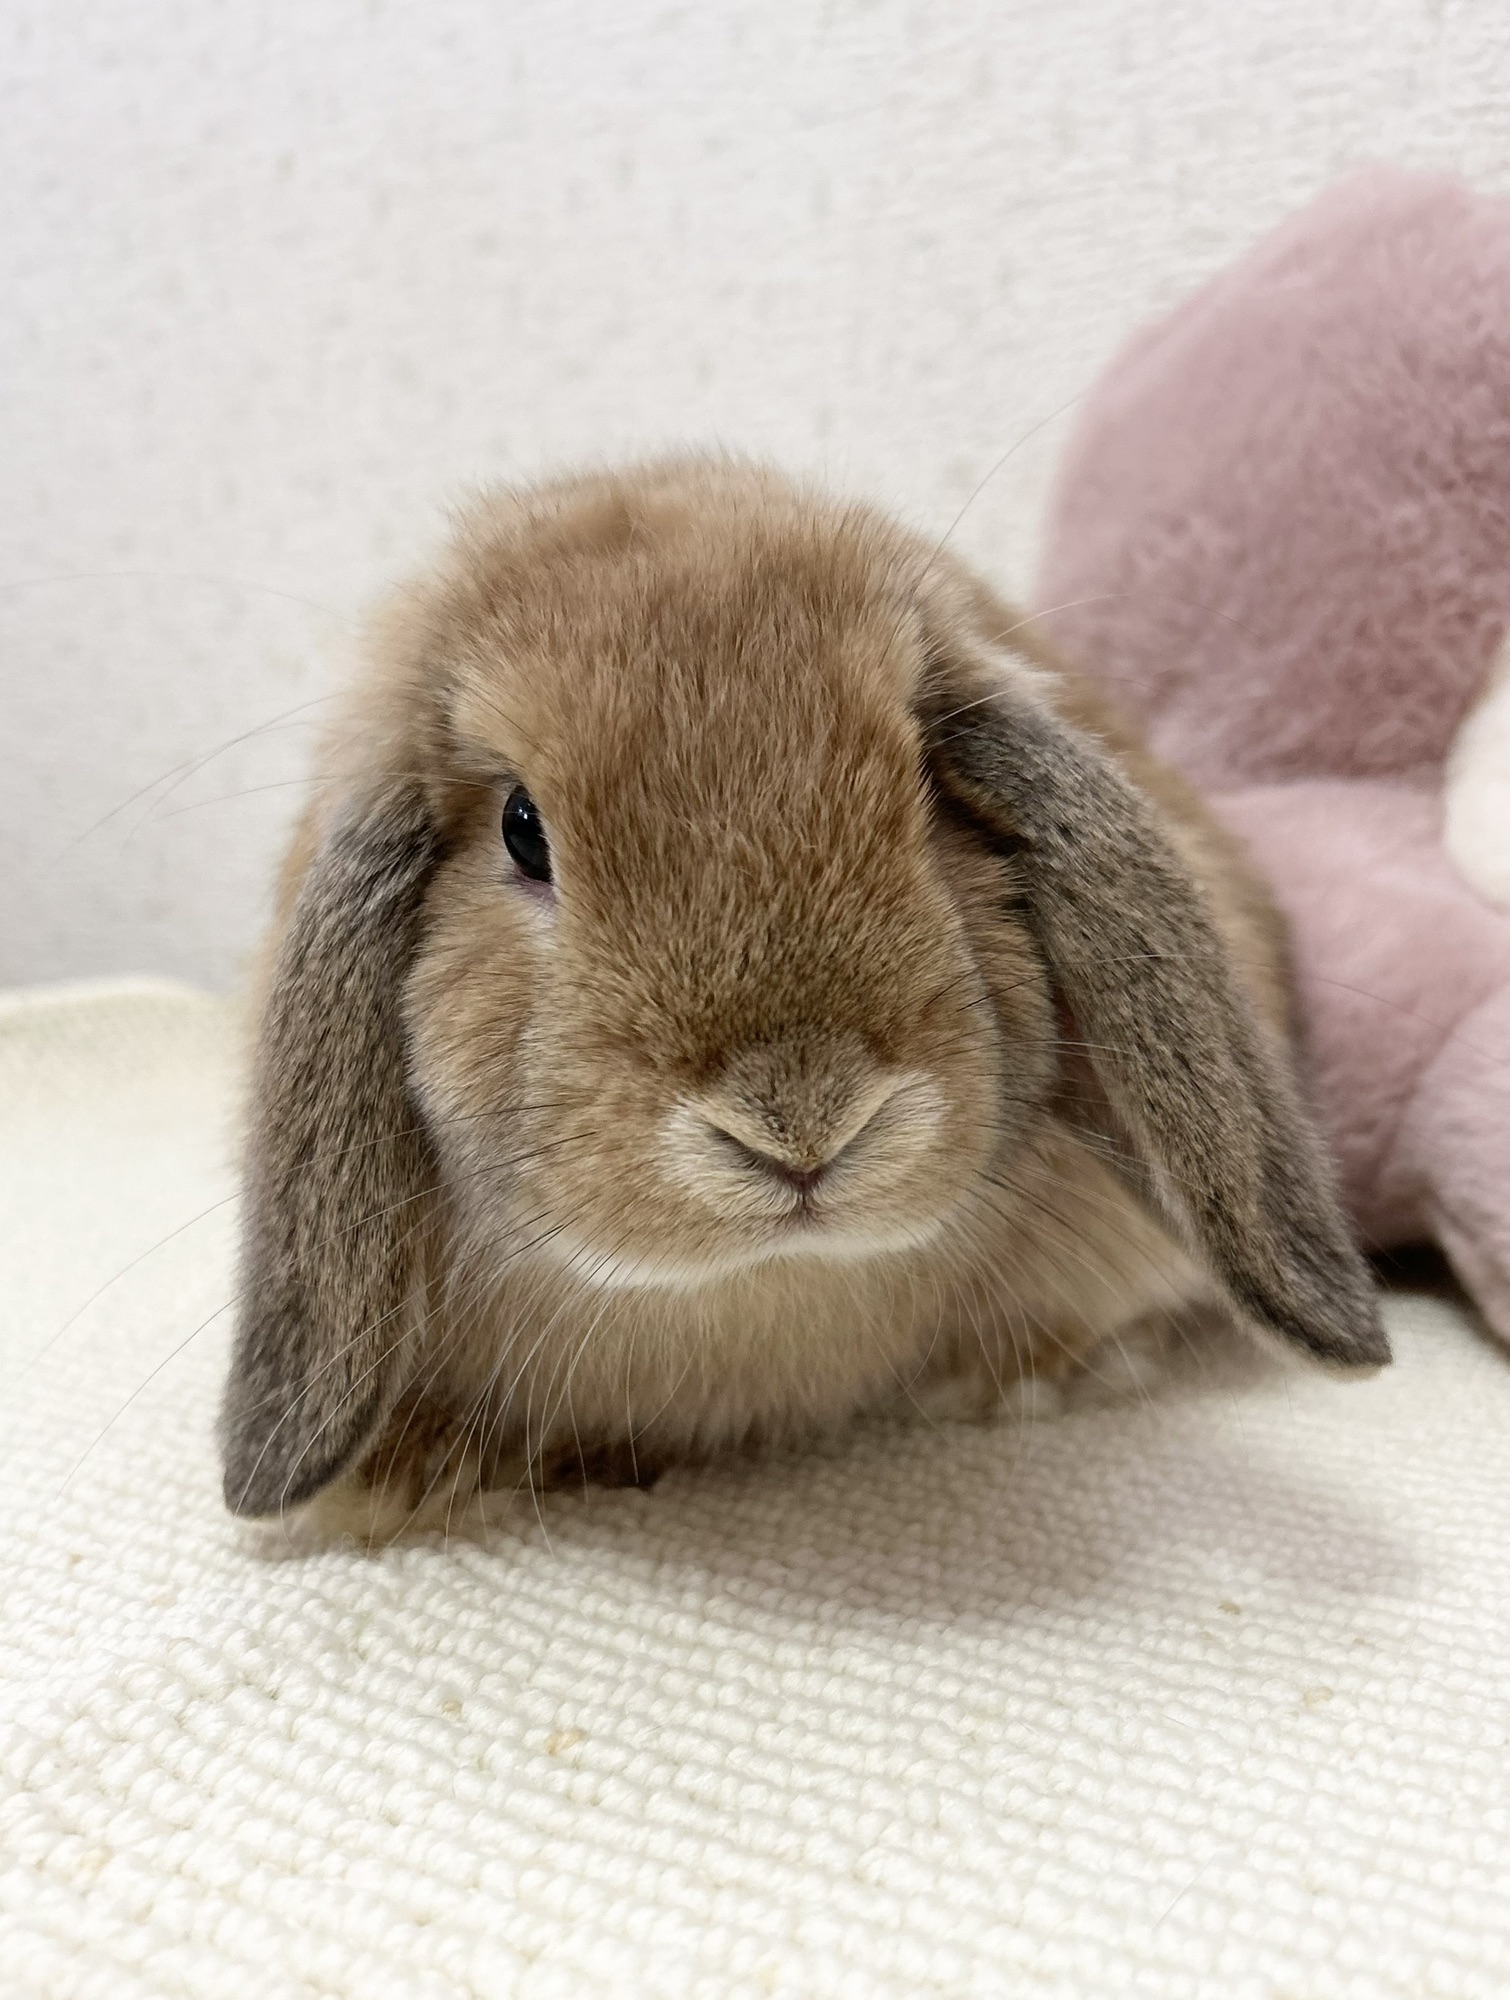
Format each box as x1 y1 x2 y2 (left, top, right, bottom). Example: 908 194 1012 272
219 782 443 1519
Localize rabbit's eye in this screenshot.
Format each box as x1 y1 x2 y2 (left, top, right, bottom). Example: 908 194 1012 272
502 785 552 883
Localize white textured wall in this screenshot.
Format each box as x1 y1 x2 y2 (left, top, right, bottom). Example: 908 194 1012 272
4 0 1507 989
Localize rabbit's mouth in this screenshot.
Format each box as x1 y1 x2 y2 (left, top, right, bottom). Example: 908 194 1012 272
503 1061 973 1296
660 1071 950 1214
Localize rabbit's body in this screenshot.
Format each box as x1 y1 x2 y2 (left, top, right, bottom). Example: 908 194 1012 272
223 459 1385 1541
335 1122 1206 1537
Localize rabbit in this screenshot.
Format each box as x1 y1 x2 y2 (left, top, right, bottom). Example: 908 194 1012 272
219 455 1388 1541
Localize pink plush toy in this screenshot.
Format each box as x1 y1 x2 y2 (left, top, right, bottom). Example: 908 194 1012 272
1037 168 1510 1345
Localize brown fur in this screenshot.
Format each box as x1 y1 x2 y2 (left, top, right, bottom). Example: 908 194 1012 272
219 456 1386 1538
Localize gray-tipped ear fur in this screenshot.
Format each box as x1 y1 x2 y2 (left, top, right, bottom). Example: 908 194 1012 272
929 677 1388 1372
220 782 443 1518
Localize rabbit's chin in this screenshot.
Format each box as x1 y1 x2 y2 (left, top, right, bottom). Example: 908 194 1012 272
538 1210 951 1295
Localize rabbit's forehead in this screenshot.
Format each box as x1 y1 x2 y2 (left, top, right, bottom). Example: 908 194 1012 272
450 541 929 821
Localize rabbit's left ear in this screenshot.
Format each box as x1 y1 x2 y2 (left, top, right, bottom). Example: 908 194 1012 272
923 648 1388 1372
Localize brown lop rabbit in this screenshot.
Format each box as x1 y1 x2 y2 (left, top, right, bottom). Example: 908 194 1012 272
220 457 1386 1539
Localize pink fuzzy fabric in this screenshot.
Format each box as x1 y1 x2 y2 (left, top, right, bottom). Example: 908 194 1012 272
1037 168 1510 1344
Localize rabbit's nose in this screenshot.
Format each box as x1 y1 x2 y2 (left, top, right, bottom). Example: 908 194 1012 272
704 1129 832 1196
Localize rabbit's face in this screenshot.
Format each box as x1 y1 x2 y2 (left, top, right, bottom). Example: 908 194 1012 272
403 485 1053 1292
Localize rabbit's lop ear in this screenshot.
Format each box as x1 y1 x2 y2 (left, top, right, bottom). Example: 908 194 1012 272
220 782 443 1518
926 656 1388 1372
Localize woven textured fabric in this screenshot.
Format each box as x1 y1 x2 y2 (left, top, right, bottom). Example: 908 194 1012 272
2 980 1509 1998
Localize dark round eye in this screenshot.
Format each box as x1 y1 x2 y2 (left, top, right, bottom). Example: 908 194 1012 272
502 784 552 883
